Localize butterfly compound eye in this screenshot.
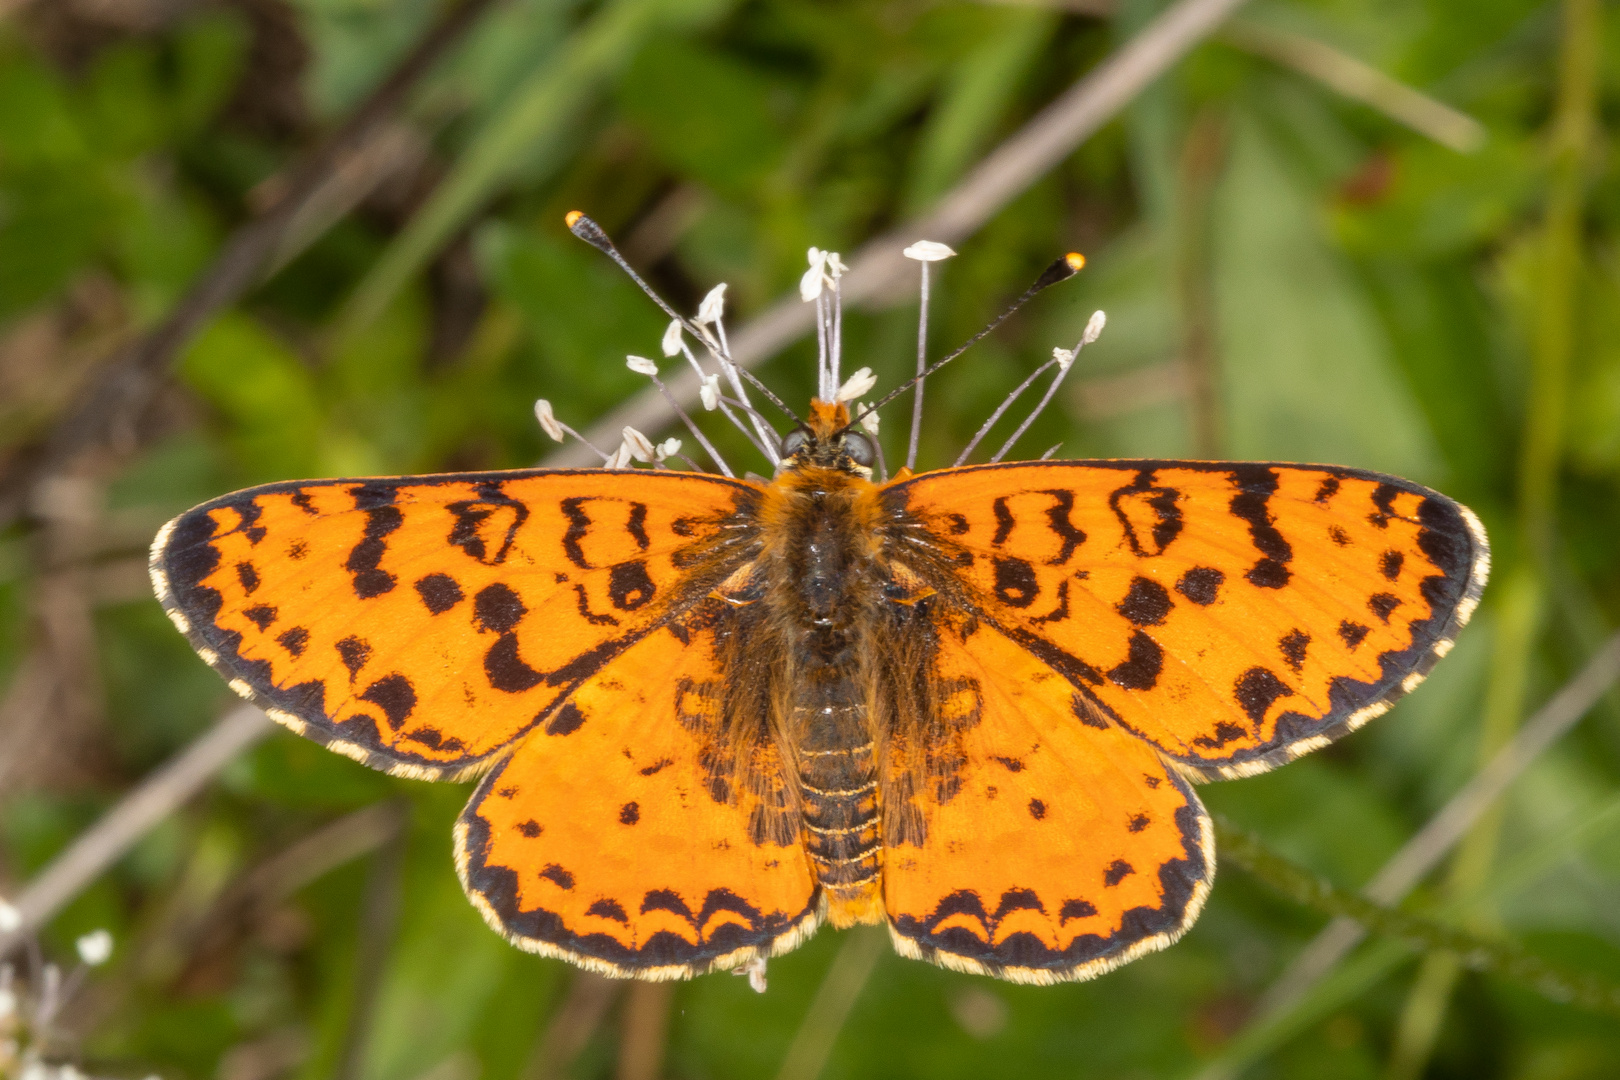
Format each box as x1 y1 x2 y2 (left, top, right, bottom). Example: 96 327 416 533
782 429 811 456
842 431 875 467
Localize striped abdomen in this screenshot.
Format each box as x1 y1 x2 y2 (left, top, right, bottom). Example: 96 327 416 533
793 677 882 925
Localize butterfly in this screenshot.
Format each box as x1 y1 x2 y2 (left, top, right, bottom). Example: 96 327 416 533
149 215 1489 986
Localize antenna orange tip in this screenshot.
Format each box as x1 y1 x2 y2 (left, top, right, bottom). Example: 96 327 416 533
1065 252 1086 271
565 210 585 228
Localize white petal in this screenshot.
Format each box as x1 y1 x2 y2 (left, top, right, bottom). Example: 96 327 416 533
696 283 727 325
604 443 633 470
0 985 16 1019
806 247 825 268
533 399 564 442
1082 309 1107 345
903 240 956 262
799 264 825 302
858 405 880 436
825 251 847 278
835 366 877 402
0 897 19 933
622 427 656 462
660 320 684 357
656 438 682 461
699 374 721 411
76 928 113 966
1052 346 1076 371
625 355 659 377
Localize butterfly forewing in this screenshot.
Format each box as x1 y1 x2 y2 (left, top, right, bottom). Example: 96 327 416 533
885 461 1489 780
150 469 759 779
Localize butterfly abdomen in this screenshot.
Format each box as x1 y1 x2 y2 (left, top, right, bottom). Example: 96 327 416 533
759 465 887 926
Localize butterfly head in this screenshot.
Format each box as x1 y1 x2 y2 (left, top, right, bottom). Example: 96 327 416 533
780 400 876 477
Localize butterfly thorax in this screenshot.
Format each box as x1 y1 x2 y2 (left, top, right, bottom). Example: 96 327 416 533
755 460 888 926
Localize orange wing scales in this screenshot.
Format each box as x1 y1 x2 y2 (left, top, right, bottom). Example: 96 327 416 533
882 611 1212 983
149 469 760 780
455 601 819 978
887 461 1489 781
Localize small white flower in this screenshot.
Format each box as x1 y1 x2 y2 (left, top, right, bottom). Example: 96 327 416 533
0 984 16 1019
903 240 956 262
858 405 880 436
1052 346 1076 371
59 1066 86 1080
533 400 564 442
625 355 659 377
835 367 877 403
655 438 682 461
603 442 633 470
695 283 727 326
0 897 20 933
799 247 827 302
21 1062 48 1080
660 320 684 357
825 251 848 278
622 427 656 463
699 374 721 411
1082 309 1107 345
76 929 113 966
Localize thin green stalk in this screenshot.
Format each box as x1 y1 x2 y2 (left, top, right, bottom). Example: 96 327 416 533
1387 1 1601 1073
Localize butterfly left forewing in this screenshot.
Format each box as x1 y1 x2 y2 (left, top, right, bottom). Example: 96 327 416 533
884 461 1488 779
151 469 758 779
456 596 819 978
882 606 1211 983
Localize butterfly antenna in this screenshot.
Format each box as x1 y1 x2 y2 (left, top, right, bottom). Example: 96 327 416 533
841 252 1086 437
986 311 1106 464
568 212 802 453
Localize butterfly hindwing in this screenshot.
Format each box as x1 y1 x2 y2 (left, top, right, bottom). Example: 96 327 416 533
882 606 1212 983
886 461 1488 779
455 597 819 978
150 469 759 779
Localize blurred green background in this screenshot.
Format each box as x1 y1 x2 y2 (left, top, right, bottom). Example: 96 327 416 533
2 0 1619 1078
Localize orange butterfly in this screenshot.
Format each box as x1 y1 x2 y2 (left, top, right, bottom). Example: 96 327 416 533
150 215 1488 986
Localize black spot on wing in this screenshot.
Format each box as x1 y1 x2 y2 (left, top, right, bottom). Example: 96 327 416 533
540 864 575 890
518 820 541 837
545 702 586 736
1380 550 1404 580
1313 477 1340 503
1107 631 1163 691
994 889 1044 919
1028 799 1047 820
1339 620 1371 650
1128 813 1150 833
236 562 260 595
587 898 628 922
608 562 655 610
346 488 402 599
1175 567 1224 606
992 557 1039 608
360 674 417 730
1279 629 1310 674
1235 667 1293 726
991 498 1015 545
1228 465 1293 588
1369 483 1400 527
1368 593 1402 623
1104 860 1134 886
1059 898 1097 924
337 636 372 680
243 604 277 630
619 802 640 825
415 573 464 614
276 627 309 657
1193 721 1247 750
474 584 527 633
1117 577 1172 626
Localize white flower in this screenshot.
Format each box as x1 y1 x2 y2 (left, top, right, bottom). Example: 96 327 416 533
603 442 633 470
1082 309 1107 345
799 247 827 302
858 405 880 436
903 240 956 262
661 320 684 357
1052 346 1076 371
625 355 659 377
835 367 877 402
76 928 113 966
59 1066 86 1080
622 427 656 463
695 283 727 325
699 374 721 411
825 251 848 278
21 1062 48 1080
0 984 16 1018
0 897 20 933
533 399 564 442
655 438 681 462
